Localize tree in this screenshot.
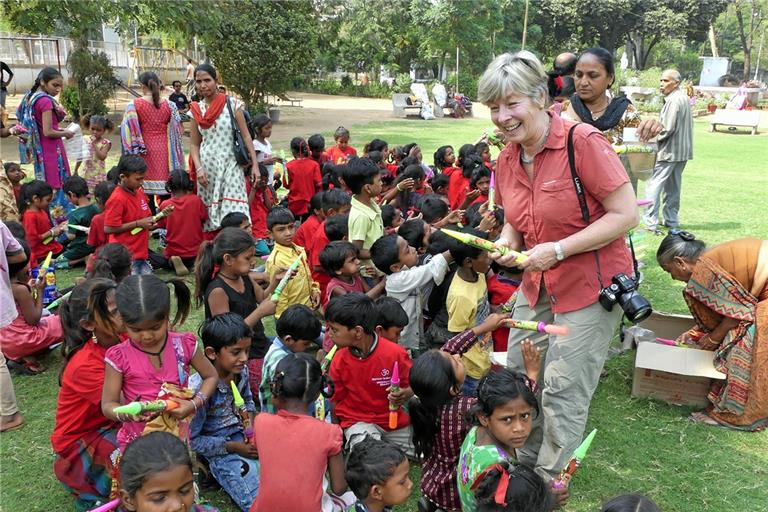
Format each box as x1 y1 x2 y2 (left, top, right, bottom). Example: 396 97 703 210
733 0 766 77
201 0 319 109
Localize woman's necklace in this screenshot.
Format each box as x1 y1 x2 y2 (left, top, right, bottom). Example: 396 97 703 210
520 117 552 165
587 97 609 120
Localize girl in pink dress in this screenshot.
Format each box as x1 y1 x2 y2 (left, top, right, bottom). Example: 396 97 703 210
0 239 62 373
100 274 218 450
120 71 185 207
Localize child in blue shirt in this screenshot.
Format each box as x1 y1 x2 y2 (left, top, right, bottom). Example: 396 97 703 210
190 313 259 512
259 304 322 414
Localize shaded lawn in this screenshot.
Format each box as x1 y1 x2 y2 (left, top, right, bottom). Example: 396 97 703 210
1 117 767 511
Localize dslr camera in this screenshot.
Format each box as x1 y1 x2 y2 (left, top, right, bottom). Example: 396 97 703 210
598 273 652 323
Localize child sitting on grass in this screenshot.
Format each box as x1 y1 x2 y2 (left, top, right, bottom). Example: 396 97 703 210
345 437 413 512
190 313 259 512
19 179 64 266
370 233 453 354
119 432 220 512
265 207 320 317
294 191 324 249
59 175 99 268
251 353 351 511
307 189 351 299
259 304 322 413
53 278 121 511
149 169 208 276
0 238 62 374
320 240 386 307
326 293 414 456
0 161 24 221
84 181 115 274
326 125 357 165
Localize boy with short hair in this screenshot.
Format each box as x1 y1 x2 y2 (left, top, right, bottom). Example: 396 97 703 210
265 207 319 317
307 189 351 298
345 157 383 275
0 162 24 222
59 175 99 267
326 293 414 456
374 296 409 345
346 437 413 512
446 227 492 395
259 304 322 413
190 313 259 512
370 233 452 353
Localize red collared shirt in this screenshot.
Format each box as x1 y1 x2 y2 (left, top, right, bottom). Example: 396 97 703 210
496 113 632 313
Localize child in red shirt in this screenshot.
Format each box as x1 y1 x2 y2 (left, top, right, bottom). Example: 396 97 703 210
470 165 491 206
103 155 154 275
246 163 275 257
308 133 330 167
487 262 522 352
19 180 64 267
326 293 414 456
52 279 122 511
294 191 324 249
449 154 484 210
285 137 322 221
85 181 116 274
307 190 351 300
149 170 208 276
326 126 357 165
433 145 457 176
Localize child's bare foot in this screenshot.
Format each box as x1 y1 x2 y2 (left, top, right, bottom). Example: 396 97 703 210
521 339 541 382
0 412 24 433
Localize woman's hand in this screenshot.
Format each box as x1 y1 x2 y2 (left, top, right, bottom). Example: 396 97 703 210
491 237 522 267
250 162 259 177
62 130 74 140
197 168 209 188
519 242 558 272
636 119 663 142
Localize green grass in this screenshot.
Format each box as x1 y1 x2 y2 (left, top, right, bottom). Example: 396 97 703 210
2 117 767 511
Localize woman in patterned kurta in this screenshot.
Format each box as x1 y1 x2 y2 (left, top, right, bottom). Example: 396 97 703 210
120 72 186 203
189 64 258 233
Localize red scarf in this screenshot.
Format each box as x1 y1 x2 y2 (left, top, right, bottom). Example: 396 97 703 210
189 93 227 129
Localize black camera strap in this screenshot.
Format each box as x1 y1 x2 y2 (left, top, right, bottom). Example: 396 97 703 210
566 124 640 287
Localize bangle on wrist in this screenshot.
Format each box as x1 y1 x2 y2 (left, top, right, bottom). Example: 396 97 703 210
396 183 402 191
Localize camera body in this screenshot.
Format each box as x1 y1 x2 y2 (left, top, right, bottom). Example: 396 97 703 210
598 273 652 323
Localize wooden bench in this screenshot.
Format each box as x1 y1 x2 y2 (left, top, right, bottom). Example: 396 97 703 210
709 109 760 135
392 93 422 118
274 93 303 107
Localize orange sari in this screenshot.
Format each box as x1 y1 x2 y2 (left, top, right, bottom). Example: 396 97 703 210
679 238 768 431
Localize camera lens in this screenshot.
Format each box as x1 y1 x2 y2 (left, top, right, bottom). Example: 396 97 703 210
618 291 652 323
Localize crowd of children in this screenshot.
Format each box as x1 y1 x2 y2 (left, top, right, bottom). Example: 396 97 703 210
0 121 664 512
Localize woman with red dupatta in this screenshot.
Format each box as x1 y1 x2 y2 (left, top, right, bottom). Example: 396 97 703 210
657 232 768 431
189 64 258 236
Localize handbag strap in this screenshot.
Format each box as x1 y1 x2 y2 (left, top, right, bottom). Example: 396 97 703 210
224 96 237 140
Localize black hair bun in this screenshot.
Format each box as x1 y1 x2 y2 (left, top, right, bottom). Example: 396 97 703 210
677 230 696 241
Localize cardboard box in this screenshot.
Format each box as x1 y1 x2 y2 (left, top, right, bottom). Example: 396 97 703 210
632 311 726 407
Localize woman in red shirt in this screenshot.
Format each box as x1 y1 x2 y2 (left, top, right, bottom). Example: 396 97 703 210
285 137 321 222
52 278 123 511
478 51 638 485
19 179 64 267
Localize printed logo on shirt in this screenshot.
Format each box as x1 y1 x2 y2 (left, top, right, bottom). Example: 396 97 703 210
372 370 391 388
140 200 150 212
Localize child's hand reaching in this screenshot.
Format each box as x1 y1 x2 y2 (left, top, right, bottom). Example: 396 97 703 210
474 312 509 336
310 289 321 309
521 339 541 383
168 400 196 420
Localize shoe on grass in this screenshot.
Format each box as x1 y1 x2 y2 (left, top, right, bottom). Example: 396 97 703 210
170 256 189 276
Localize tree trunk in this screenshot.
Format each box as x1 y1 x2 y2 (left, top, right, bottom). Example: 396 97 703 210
735 1 752 79
708 23 719 57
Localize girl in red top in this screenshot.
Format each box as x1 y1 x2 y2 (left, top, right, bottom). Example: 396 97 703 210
52 278 123 511
448 154 484 210
469 165 491 206
319 241 385 308
293 191 324 249
247 163 275 256
325 126 357 165
433 144 457 176
285 137 322 221
475 141 495 170
150 170 208 275
251 353 350 512
103 155 155 275
19 179 64 266
85 181 116 274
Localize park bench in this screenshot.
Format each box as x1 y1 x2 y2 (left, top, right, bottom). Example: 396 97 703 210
709 108 760 135
392 93 422 118
275 93 303 107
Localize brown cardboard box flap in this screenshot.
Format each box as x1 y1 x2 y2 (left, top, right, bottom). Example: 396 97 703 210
635 342 726 379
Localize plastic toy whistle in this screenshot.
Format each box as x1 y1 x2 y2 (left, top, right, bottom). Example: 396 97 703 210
271 254 302 301
113 399 179 416
502 319 570 336
131 205 174 235
552 428 597 491
230 380 254 443
488 171 496 211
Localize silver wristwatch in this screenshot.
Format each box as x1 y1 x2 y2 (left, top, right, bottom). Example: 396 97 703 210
554 241 565 261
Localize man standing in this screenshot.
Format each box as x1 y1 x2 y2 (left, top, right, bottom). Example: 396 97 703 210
185 58 195 96
643 69 692 234
0 61 13 109
168 80 190 121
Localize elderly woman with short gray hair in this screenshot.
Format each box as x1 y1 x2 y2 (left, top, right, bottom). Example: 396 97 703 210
478 51 639 483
